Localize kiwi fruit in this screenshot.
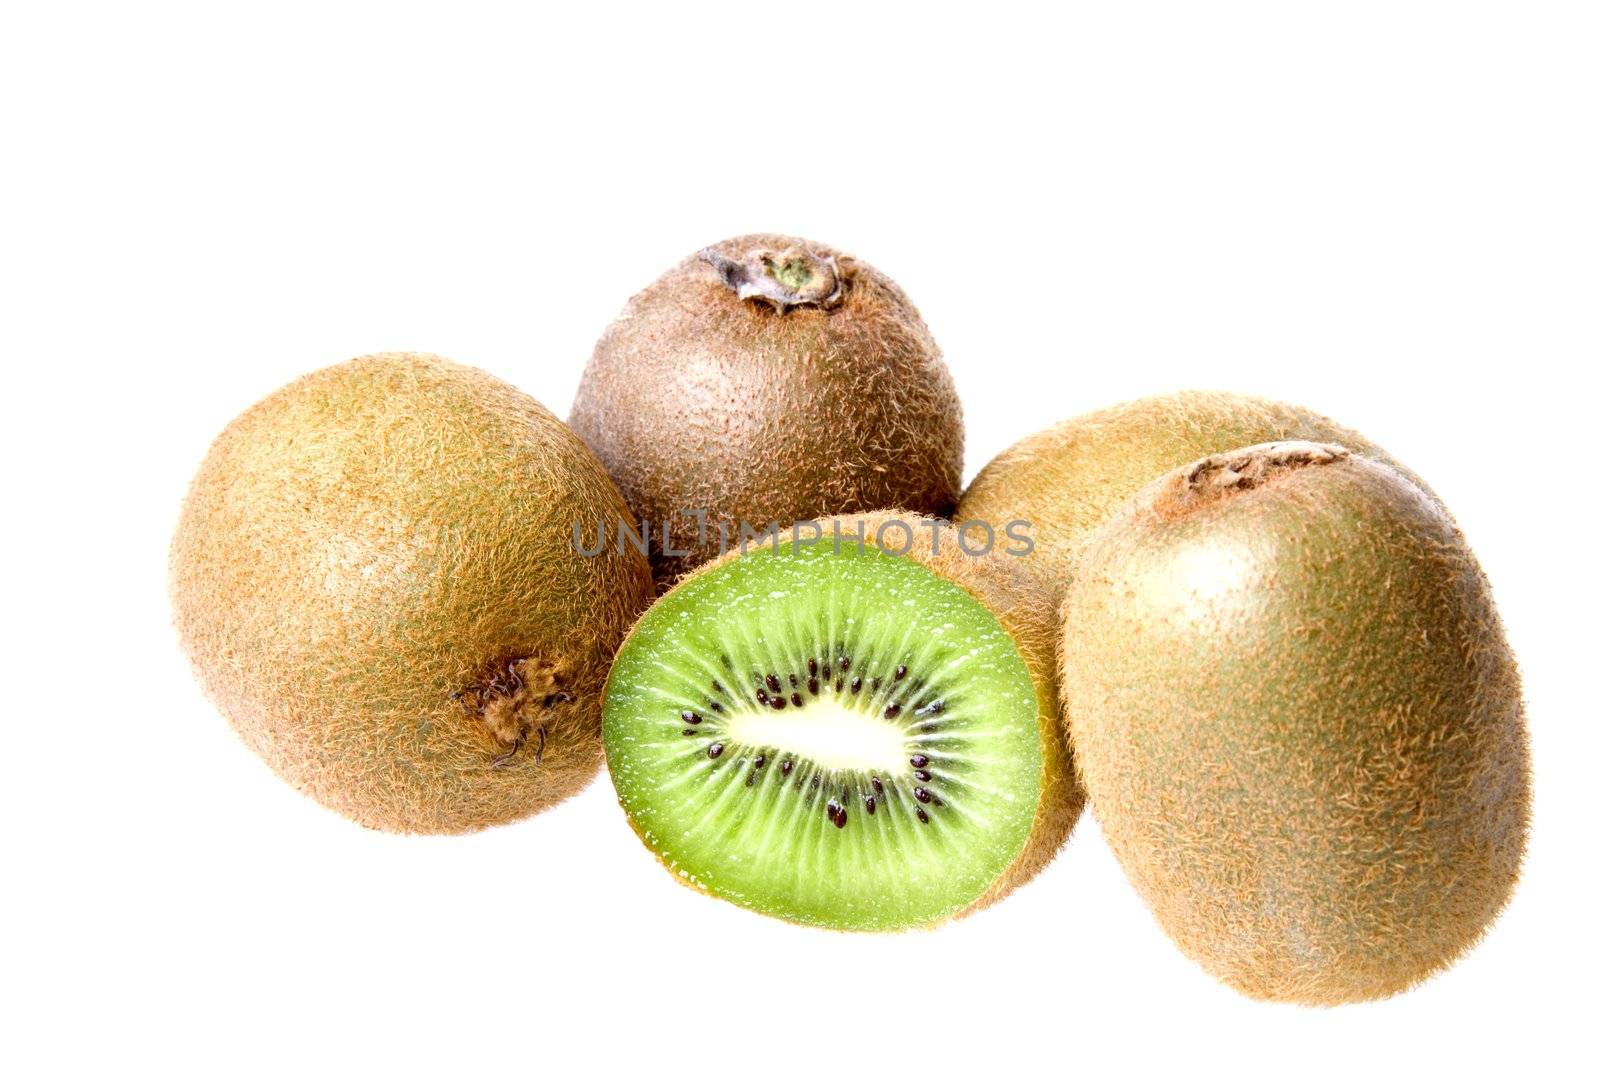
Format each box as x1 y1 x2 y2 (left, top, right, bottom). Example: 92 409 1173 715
1063 442 1529 1004
171 353 653 833
956 391 1406 601
570 234 964 588
601 512 1081 930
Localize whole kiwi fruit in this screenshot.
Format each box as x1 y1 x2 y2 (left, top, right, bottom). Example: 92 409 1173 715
956 391 1406 601
1063 442 1529 1004
601 512 1082 930
569 234 964 588
171 353 653 833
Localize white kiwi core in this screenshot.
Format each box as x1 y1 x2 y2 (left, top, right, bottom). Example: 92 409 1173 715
726 697 907 772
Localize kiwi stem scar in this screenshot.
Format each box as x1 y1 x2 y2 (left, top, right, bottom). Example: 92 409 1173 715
452 656 570 768
699 245 846 310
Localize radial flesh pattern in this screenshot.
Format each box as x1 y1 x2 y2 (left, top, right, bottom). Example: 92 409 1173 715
603 538 1045 930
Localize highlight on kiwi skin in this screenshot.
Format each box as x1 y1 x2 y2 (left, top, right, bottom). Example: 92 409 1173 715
1062 442 1530 1005
601 512 1082 931
569 233 964 590
170 353 653 834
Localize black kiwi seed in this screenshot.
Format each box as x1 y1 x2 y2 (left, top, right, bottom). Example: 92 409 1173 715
789 674 799 688
839 655 851 671
808 658 817 677
883 704 902 720
712 679 724 692
932 795 945 807
708 743 724 758
910 754 929 768
872 678 882 691
771 697 787 709
914 787 932 803
709 702 723 713
914 769 932 782
895 665 908 682
821 664 831 681
871 777 884 794
826 800 846 828
781 759 794 777
766 674 781 693
791 693 804 707
754 754 767 769
835 677 844 692
808 678 819 695
682 711 702 725
916 807 930 824
683 729 697 736
756 690 770 705
850 677 862 694
865 795 876 815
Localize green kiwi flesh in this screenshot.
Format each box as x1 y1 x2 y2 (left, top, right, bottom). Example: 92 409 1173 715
603 529 1049 930
1063 442 1529 1004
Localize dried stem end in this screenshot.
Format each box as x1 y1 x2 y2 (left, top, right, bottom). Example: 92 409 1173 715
1147 441 1351 520
700 244 847 311
452 656 572 767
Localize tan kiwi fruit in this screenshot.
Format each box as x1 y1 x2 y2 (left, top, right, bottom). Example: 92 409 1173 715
171 353 653 833
956 391 1406 602
601 513 1082 929
1063 442 1529 1004
570 234 963 589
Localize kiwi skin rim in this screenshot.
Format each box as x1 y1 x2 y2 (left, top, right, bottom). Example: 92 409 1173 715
601 509 1085 929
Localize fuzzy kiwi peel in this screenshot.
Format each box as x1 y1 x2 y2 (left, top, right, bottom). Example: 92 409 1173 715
601 512 1082 930
1063 442 1529 1004
570 235 964 590
956 391 1409 601
170 353 653 833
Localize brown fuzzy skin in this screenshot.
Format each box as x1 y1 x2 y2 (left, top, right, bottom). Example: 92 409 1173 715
1063 444 1529 1004
609 511 1084 924
955 391 1404 603
570 235 964 590
171 354 653 833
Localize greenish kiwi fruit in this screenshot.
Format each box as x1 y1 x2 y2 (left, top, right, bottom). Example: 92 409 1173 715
569 235 964 589
956 391 1407 602
171 353 653 833
601 512 1082 930
1063 442 1529 1004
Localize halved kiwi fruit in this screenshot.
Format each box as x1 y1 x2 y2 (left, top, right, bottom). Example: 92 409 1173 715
602 512 1081 930
1063 443 1529 1004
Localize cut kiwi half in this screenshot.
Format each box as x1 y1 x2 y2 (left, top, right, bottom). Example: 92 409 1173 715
602 512 1080 930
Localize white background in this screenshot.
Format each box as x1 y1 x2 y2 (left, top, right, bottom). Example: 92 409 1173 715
4 3 1596 1064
